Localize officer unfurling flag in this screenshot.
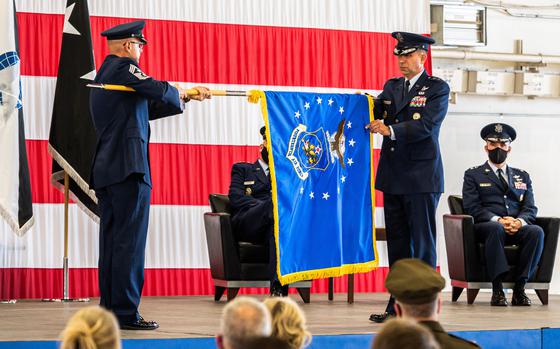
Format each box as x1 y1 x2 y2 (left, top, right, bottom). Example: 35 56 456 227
0 0 34 236
48 0 99 218
257 91 377 284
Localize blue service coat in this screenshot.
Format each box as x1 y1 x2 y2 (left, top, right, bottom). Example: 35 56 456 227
90 55 184 189
462 162 538 223
374 71 450 194
228 161 272 242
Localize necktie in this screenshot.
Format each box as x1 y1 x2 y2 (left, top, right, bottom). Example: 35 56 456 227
497 168 509 190
403 80 410 99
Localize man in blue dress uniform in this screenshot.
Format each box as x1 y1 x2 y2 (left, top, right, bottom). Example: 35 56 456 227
366 32 450 322
462 123 544 306
90 20 211 330
228 127 287 296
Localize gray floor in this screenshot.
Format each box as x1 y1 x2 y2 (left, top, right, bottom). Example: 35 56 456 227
0 292 557 341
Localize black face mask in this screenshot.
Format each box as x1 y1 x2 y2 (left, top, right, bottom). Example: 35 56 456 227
261 146 269 164
488 148 508 164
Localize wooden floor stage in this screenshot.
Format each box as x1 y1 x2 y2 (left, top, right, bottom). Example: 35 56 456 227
1 292 559 342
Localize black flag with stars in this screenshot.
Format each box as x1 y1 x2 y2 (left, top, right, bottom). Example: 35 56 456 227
48 0 98 218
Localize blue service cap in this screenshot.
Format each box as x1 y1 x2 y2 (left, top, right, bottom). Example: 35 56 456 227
480 123 517 143
101 20 147 44
392 32 435 56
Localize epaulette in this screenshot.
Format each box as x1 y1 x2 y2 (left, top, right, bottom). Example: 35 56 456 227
448 333 481 348
510 167 527 174
428 75 443 82
467 165 482 170
389 76 401 81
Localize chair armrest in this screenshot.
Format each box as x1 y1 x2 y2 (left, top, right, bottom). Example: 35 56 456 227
203 212 242 279
533 217 560 282
443 214 478 281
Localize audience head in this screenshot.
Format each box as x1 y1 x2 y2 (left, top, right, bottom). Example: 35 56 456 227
385 258 445 321
244 336 294 349
60 306 121 349
264 297 312 349
372 318 440 349
217 297 272 349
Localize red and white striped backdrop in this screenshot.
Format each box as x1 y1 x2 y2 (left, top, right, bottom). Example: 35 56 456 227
0 0 430 299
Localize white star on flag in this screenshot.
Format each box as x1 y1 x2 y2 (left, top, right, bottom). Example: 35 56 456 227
309 192 314 199
328 98 334 106
294 110 301 118
300 187 304 194
322 192 330 200
341 175 346 183
316 97 322 104
347 121 352 129
63 3 81 36
339 106 344 114
347 158 354 166
304 102 310 110
348 139 356 147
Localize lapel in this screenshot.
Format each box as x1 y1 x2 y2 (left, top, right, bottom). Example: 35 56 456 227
482 162 505 191
395 71 428 115
253 160 268 185
393 77 404 108
506 166 516 192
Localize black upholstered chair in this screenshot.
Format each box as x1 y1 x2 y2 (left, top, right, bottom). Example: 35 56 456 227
443 195 559 305
203 194 311 302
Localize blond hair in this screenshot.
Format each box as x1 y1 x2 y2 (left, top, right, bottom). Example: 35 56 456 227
264 297 312 349
60 306 121 349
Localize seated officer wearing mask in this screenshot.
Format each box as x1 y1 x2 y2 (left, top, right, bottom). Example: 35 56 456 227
386 258 480 349
228 127 287 296
462 123 544 306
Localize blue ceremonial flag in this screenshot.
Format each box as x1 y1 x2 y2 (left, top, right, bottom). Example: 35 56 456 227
257 91 377 284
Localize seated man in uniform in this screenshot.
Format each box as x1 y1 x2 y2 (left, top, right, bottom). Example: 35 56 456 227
462 123 544 306
228 126 287 296
386 259 481 349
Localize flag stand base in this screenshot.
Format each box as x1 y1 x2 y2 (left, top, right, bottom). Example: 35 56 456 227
41 257 91 303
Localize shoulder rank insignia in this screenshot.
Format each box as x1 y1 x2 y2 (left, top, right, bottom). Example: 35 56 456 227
129 64 150 80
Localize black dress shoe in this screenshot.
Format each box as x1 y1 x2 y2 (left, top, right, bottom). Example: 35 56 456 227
120 317 159 330
270 281 286 297
511 289 531 306
369 312 395 323
490 290 508 306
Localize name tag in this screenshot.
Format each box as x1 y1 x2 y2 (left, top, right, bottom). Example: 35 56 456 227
479 183 492 187
514 182 527 190
244 181 255 185
383 100 392 105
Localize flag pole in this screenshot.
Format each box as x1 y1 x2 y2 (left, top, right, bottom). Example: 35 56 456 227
42 171 89 303
86 83 250 97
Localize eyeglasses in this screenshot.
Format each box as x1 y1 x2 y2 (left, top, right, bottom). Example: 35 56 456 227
127 41 144 49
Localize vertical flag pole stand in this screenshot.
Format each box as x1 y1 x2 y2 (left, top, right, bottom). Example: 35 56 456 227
42 172 90 303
